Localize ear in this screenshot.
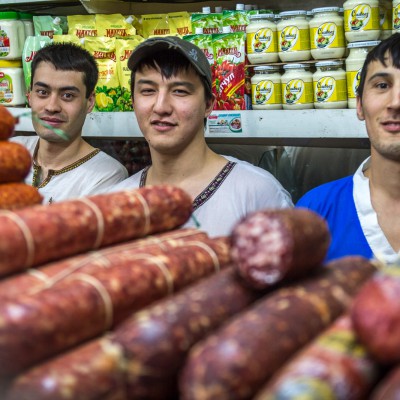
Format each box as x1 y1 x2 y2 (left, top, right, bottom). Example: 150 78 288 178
205 93 216 117
87 92 95 113
356 95 364 121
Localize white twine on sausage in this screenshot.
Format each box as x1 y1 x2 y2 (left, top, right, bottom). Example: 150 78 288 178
182 241 222 272
27 268 51 283
0 210 35 268
131 191 151 235
77 197 105 249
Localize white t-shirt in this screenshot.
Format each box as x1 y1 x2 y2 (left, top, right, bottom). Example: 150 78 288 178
109 156 293 237
11 136 128 204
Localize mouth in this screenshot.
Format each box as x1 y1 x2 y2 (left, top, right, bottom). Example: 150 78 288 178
151 120 176 127
381 120 400 133
40 117 65 127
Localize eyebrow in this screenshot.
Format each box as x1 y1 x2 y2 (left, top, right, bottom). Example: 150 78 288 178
368 72 391 82
136 78 196 91
33 81 81 93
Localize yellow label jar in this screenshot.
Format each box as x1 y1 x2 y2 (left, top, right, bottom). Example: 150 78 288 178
379 0 392 39
0 11 25 60
251 65 282 110
343 0 380 42
0 60 26 106
309 7 346 60
345 40 380 108
313 60 347 109
281 63 313 110
277 10 311 62
394 0 400 34
246 14 278 64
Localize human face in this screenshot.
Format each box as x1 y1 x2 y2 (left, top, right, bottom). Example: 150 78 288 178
29 61 95 143
133 65 214 156
357 56 400 161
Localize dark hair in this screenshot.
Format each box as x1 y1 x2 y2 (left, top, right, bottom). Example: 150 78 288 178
30 42 99 98
358 33 400 100
130 49 213 103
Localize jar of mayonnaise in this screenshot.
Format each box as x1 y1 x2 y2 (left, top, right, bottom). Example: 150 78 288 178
378 0 392 39
0 11 25 60
394 0 400 34
309 7 346 60
313 60 347 109
0 60 26 106
345 40 380 108
281 63 313 110
18 12 34 39
343 0 380 42
277 10 311 62
251 65 282 110
246 14 278 64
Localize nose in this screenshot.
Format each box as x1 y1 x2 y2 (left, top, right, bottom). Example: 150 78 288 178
152 90 172 115
44 93 62 113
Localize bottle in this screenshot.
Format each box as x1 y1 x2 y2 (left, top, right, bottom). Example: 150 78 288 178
343 0 380 42
313 60 347 109
246 14 278 64
394 0 400 34
277 10 311 62
18 12 34 39
0 11 25 60
251 65 282 110
309 7 346 60
0 60 26 106
281 63 313 110
379 0 392 39
345 40 380 108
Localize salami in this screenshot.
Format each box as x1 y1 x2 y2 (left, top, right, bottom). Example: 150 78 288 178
0 105 17 140
0 236 230 378
253 314 381 400
0 141 32 183
351 268 400 365
6 266 266 400
231 208 330 289
179 256 377 400
0 183 43 210
0 184 192 277
370 365 400 400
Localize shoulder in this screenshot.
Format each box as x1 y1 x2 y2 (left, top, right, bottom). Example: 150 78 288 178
92 151 128 175
106 169 143 193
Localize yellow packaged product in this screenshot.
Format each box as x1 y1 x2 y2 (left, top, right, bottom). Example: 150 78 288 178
68 14 97 39
168 12 191 36
52 34 82 45
95 13 137 38
142 14 171 38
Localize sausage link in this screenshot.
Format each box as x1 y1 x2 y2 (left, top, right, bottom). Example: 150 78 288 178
0 141 32 183
0 105 17 140
0 182 43 210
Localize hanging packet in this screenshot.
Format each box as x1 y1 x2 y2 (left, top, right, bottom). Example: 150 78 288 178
141 13 171 38
68 14 97 39
96 13 137 38
168 11 192 36
190 12 222 34
33 15 63 39
52 34 82 45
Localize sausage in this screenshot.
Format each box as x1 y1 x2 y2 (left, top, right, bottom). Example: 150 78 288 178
0 184 193 277
0 236 230 378
253 314 381 400
6 266 267 400
0 141 32 183
0 105 17 140
351 270 400 365
179 256 377 400
0 182 43 210
370 365 400 400
0 228 207 301
231 208 330 289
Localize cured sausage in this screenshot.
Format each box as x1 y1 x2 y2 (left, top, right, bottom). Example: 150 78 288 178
0 105 17 140
253 315 381 400
0 141 32 183
231 208 330 289
0 182 43 210
0 228 207 300
0 236 230 378
351 269 400 365
370 365 400 400
179 256 377 400
6 266 266 400
0 184 193 277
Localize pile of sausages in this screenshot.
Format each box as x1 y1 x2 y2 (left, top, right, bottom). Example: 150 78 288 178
0 105 42 209
2 203 399 399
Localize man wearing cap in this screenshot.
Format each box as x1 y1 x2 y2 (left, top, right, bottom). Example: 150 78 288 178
109 36 292 237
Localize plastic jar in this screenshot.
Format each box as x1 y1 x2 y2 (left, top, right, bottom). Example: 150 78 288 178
343 0 380 42
0 60 26 106
313 60 347 109
309 7 346 60
18 12 34 38
246 14 278 64
378 0 392 39
281 63 313 110
277 10 311 62
394 0 400 34
345 40 380 108
251 65 282 110
0 11 25 60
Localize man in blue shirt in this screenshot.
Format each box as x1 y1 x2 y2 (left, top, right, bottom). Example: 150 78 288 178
297 33 400 263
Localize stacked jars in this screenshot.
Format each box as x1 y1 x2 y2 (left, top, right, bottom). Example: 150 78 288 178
394 0 400 34
251 65 282 110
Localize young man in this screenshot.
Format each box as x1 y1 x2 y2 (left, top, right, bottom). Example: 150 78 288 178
11 43 128 204
297 33 400 263
109 36 292 237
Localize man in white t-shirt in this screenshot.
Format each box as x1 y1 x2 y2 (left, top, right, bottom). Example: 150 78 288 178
12 42 128 204
108 36 292 237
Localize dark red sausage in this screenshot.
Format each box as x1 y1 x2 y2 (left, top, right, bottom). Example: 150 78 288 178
0 105 17 140
179 256 377 400
0 183 43 210
370 365 400 400
0 236 230 378
254 315 381 400
231 208 330 289
0 184 192 277
0 141 32 183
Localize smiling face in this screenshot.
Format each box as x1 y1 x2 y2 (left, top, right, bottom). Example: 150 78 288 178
132 64 214 156
29 61 95 143
357 55 400 162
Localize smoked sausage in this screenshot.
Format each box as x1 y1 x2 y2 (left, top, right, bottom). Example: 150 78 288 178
0 141 32 183
0 105 17 140
0 182 43 210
